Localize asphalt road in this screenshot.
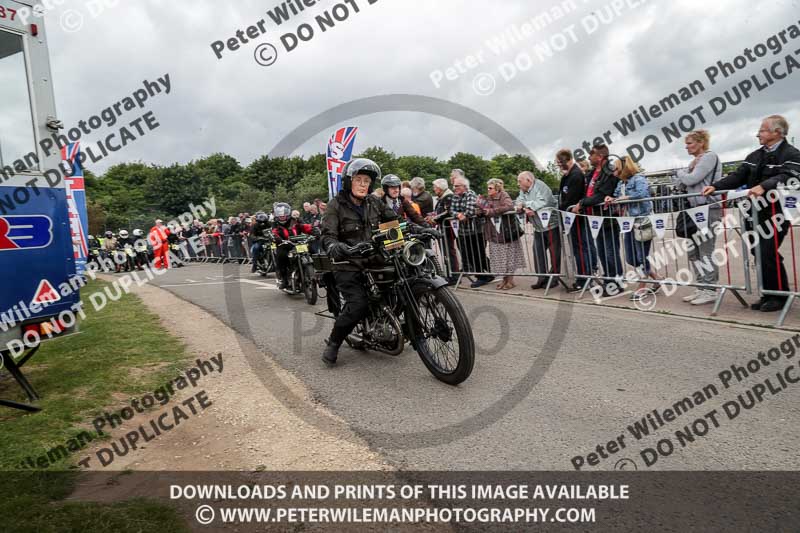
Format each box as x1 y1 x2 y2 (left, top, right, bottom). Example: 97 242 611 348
139 263 800 471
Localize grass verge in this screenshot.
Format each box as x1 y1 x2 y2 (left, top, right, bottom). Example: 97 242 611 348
0 280 190 532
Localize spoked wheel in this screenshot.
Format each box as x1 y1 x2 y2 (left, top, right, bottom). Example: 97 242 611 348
265 252 276 274
424 255 443 277
303 264 318 305
413 287 474 385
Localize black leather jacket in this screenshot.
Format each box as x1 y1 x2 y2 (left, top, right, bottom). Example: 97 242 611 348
321 191 399 271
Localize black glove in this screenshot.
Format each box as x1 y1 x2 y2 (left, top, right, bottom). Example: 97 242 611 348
311 227 322 237
328 242 350 261
273 234 283 245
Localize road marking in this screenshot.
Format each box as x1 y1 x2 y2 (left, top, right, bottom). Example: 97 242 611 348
160 278 278 290
239 279 278 290
159 281 241 288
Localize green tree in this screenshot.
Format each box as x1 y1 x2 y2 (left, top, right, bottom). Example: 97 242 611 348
447 152 491 192
395 156 447 183
357 146 396 176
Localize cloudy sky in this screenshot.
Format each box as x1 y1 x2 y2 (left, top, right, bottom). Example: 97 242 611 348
9 0 800 175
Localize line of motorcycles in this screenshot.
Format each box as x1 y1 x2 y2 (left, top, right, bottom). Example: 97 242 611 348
252 233 318 304
87 241 186 273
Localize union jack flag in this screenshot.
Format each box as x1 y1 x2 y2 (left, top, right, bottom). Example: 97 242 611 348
326 126 358 200
61 143 89 273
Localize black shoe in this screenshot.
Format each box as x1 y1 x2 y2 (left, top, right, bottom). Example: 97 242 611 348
322 338 341 366
470 279 490 289
750 298 767 311
760 298 787 313
531 281 548 290
600 283 621 298
278 279 288 290
446 276 459 286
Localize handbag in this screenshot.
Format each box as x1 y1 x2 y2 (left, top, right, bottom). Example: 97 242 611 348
500 214 523 243
675 154 720 239
674 211 697 239
633 217 654 242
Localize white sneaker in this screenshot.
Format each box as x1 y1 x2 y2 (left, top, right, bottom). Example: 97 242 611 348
682 290 702 302
691 290 717 305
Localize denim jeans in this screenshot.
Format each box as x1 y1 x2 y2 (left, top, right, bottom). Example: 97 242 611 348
623 232 652 275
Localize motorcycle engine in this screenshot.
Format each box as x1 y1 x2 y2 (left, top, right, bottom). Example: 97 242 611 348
370 318 397 343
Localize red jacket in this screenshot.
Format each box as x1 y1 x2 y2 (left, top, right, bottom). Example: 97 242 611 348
148 225 170 248
272 221 313 240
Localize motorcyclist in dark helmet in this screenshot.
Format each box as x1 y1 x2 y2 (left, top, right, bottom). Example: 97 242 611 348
250 211 272 273
272 203 316 289
318 159 399 366
381 174 428 226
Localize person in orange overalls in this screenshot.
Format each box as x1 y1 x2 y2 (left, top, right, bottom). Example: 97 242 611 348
148 219 171 270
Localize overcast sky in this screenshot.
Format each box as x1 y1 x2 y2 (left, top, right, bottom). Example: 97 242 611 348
24 0 800 175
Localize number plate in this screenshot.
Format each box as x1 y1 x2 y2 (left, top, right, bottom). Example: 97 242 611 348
384 228 405 250
295 244 308 254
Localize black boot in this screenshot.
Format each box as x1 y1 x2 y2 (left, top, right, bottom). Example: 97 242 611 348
322 326 350 366
322 338 342 366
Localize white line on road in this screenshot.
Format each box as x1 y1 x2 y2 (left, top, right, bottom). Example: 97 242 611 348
159 281 239 288
159 278 278 290
239 279 278 290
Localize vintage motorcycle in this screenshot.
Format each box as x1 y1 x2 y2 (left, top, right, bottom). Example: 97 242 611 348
315 221 475 385
277 234 318 305
252 235 276 277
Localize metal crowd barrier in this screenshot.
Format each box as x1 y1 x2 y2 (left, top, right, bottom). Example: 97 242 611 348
431 191 764 319
439 212 568 295
567 192 752 316
747 189 800 326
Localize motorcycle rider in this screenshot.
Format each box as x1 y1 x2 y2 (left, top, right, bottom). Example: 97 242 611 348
87 234 101 270
272 203 318 289
381 174 429 226
132 229 148 270
102 231 119 272
250 211 272 273
116 230 136 272
319 159 400 366
166 223 184 268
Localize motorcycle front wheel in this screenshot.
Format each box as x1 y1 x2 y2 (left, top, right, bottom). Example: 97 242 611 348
412 287 475 385
303 264 318 305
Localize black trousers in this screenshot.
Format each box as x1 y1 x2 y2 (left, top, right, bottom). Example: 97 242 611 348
755 216 790 298
533 228 562 282
458 231 492 281
275 245 291 280
328 271 370 343
444 227 460 276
